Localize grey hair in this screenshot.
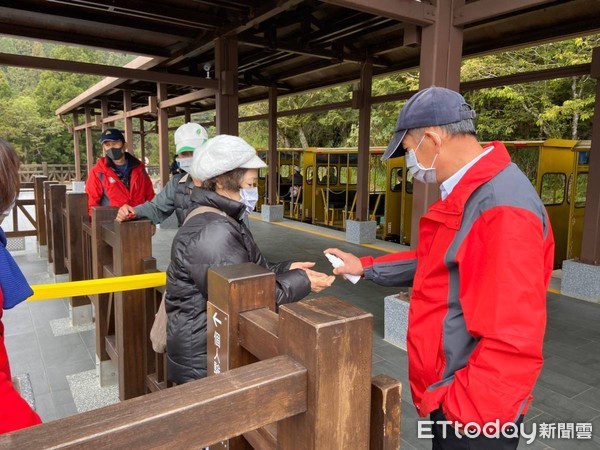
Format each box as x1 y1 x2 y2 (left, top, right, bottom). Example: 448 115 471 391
409 118 476 139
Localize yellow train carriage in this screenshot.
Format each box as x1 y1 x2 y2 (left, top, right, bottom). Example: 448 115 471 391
302 147 390 236
484 139 588 267
256 148 303 214
384 155 412 244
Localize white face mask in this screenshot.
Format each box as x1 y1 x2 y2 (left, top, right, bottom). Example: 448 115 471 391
176 157 193 173
405 135 438 184
239 187 259 213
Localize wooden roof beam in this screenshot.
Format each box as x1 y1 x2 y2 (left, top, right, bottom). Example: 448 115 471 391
45 0 225 30
0 53 217 97
239 35 389 68
0 21 170 58
454 0 558 27
320 0 435 26
167 0 305 65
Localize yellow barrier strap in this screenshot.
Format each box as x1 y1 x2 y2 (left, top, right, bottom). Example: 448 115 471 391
28 272 166 301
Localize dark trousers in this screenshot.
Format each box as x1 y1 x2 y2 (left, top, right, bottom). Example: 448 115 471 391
430 409 522 450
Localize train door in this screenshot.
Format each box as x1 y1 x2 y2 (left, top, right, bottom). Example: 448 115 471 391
256 150 268 212
401 166 413 245
384 155 404 242
369 150 387 237
566 141 590 260
303 149 316 223
537 139 577 267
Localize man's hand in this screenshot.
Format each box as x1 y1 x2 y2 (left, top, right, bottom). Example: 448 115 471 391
323 248 364 277
305 269 335 293
117 204 136 222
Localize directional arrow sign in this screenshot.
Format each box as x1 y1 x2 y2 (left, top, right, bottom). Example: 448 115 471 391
213 312 222 327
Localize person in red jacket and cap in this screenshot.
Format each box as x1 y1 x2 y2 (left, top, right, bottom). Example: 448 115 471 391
326 87 554 450
85 128 155 215
0 138 42 434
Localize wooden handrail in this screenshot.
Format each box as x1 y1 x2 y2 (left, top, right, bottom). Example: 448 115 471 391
0 356 307 450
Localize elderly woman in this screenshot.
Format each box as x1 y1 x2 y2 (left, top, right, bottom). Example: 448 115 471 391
0 138 42 433
166 135 334 384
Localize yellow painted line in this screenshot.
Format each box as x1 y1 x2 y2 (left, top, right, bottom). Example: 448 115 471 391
548 287 560 295
29 272 166 301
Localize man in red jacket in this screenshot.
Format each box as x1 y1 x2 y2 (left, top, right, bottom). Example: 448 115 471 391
326 87 554 449
85 128 155 215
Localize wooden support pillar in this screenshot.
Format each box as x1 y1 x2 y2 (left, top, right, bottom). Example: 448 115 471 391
277 296 373 449
43 180 58 262
410 0 464 246
113 219 154 400
139 118 146 164
49 184 67 275
370 374 402 450
580 47 600 264
207 263 275 450
215 37 239 135
34 176 48 246
90 207 118 368
184 107 191 123
65 192 90 307
268 87 278 205
157 83 170 188
355 60 373 222
73 113 82 181
85 107 95 174
101 98 109 131
123 90 134 154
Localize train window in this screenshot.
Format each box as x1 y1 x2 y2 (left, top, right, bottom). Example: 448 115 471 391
578 152 590 165
390 167 402 192
317 166 338 185
306 166 313 185
340 167 357 185
575 173 588 208
280 164 291 179
406 171 414 194
540 173 566 205
506 146 539 186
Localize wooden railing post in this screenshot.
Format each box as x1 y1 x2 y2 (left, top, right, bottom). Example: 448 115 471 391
34 176 48 246
113 219 154 400
43 180 58 262
370 374 402 450
207 263 276 450
65 192 92 323
91 207 119 386
277 296 373 449
49 183 67 274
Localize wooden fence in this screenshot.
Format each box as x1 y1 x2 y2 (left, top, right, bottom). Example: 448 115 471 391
0 263 402 449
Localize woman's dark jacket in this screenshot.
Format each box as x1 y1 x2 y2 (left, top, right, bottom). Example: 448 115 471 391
165 187 311 384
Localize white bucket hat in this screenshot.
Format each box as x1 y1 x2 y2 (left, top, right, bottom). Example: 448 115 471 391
189 135 267 181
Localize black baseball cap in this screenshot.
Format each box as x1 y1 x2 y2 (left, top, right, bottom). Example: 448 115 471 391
100 128 125 143
382 87 476 160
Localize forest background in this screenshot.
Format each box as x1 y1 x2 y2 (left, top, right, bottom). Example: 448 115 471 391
0 34 598 168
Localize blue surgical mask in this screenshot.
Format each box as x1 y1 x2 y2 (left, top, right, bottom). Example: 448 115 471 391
239 187 259 213
405 135 438 184
176 157 193 173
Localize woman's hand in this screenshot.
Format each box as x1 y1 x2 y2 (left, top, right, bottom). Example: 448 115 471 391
116 204 136 222
290 261 315 271
305 269 335 293
323 248 364 277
